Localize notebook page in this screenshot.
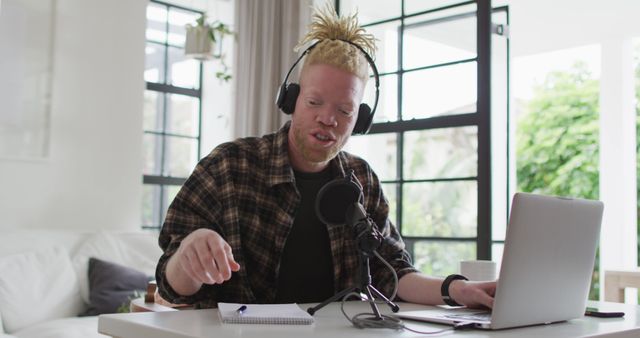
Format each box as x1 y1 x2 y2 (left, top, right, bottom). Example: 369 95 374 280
218 302 314 325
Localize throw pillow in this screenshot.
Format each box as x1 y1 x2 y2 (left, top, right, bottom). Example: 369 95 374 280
0 246 84 333
71 231 160 305
82 257 151 316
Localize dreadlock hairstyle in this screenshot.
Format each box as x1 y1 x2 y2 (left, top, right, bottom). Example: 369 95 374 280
295 3 377 84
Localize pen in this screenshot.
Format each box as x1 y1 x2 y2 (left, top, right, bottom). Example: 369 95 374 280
236 305 247 315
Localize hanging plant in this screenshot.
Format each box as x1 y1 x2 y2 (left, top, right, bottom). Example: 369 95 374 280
185 14 233 82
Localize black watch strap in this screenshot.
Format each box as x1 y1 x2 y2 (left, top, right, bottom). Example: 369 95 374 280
441 274 468 306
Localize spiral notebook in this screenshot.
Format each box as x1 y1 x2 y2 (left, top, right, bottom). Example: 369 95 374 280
218 302 315 325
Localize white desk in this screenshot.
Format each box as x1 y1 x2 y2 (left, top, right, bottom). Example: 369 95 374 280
99 301 640 338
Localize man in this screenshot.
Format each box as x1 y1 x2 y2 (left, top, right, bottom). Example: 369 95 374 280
156 5 496 309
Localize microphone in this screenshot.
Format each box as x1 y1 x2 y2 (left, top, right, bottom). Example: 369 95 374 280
316 170 382 254
315 170 363 226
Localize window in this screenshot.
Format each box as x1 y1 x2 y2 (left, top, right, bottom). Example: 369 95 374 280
341 1 502 277
142 1 203 230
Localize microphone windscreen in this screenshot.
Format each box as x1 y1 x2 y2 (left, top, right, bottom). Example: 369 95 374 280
315 177 361 226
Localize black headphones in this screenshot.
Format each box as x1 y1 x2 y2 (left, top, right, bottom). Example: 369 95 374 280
275 40 380 135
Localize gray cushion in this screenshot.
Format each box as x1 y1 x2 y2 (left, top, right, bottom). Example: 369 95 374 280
82 257 150 316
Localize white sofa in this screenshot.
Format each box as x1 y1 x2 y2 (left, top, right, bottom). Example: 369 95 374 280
0 229 162 338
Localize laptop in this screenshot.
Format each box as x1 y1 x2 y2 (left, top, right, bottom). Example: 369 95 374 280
394 192 604 330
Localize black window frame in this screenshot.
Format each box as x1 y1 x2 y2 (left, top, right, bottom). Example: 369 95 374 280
142 0 204 230
336 0 498 261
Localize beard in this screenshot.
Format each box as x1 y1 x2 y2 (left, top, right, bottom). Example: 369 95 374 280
293 125 343 164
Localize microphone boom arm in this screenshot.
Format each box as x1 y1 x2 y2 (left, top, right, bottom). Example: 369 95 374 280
347 203 382 256
308 172 399 319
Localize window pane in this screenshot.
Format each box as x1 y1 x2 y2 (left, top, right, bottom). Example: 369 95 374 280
339 0 400 25
404 127 477 180
382 182 397 227
143 2 203 231
402 181 477 237
168 7 199 47
146 2 167 44
492 9 509 243
365 20 400 74
142 184 161 227
145 42 165 83
403 9 476 70
493 203 507 241
162 185 182 221
167 94 199 137
366 74 398 123
164 136 198 177
492 242 504 274
143 133 163 176
168 46 200 89
413 240 476 277
402 62 477 119
142 184 182 228
636 37 640 271
144 91 164 132
404 0 475 18
345 133 397 181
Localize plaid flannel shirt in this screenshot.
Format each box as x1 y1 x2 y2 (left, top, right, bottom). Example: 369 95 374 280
155 122 418 308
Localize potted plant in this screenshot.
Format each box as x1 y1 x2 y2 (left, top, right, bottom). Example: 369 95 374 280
185 14 233 82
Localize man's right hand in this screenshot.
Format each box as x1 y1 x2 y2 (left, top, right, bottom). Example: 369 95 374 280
166 229 241 296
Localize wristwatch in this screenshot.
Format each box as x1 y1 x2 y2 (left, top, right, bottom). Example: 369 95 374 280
441 274 468 306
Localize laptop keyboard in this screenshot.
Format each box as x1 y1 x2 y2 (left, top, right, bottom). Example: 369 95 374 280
444 311 492 322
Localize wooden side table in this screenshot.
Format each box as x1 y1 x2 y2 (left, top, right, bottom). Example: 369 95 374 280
129 297 178 312
604 269 640 302
129 281 192 312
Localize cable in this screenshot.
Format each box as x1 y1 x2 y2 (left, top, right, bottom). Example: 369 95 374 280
400 321 474 334
403 325 455 335
373 250 398 302
339 251 458 334
340 292 404 330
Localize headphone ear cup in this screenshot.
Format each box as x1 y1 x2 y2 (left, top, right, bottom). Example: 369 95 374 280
279 83 300 115
276 83 287 112
353 104 373 134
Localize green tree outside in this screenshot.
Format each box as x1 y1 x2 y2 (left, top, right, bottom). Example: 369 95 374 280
517 48 640 300
516 61 601 299
401 128 478 277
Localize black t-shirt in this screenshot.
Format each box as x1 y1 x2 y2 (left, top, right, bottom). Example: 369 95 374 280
275 167 335 303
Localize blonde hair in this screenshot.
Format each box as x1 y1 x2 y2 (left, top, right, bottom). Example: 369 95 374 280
295 3 377 83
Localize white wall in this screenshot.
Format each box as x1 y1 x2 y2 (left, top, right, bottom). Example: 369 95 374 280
599 38 638 301
0 0 146 230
